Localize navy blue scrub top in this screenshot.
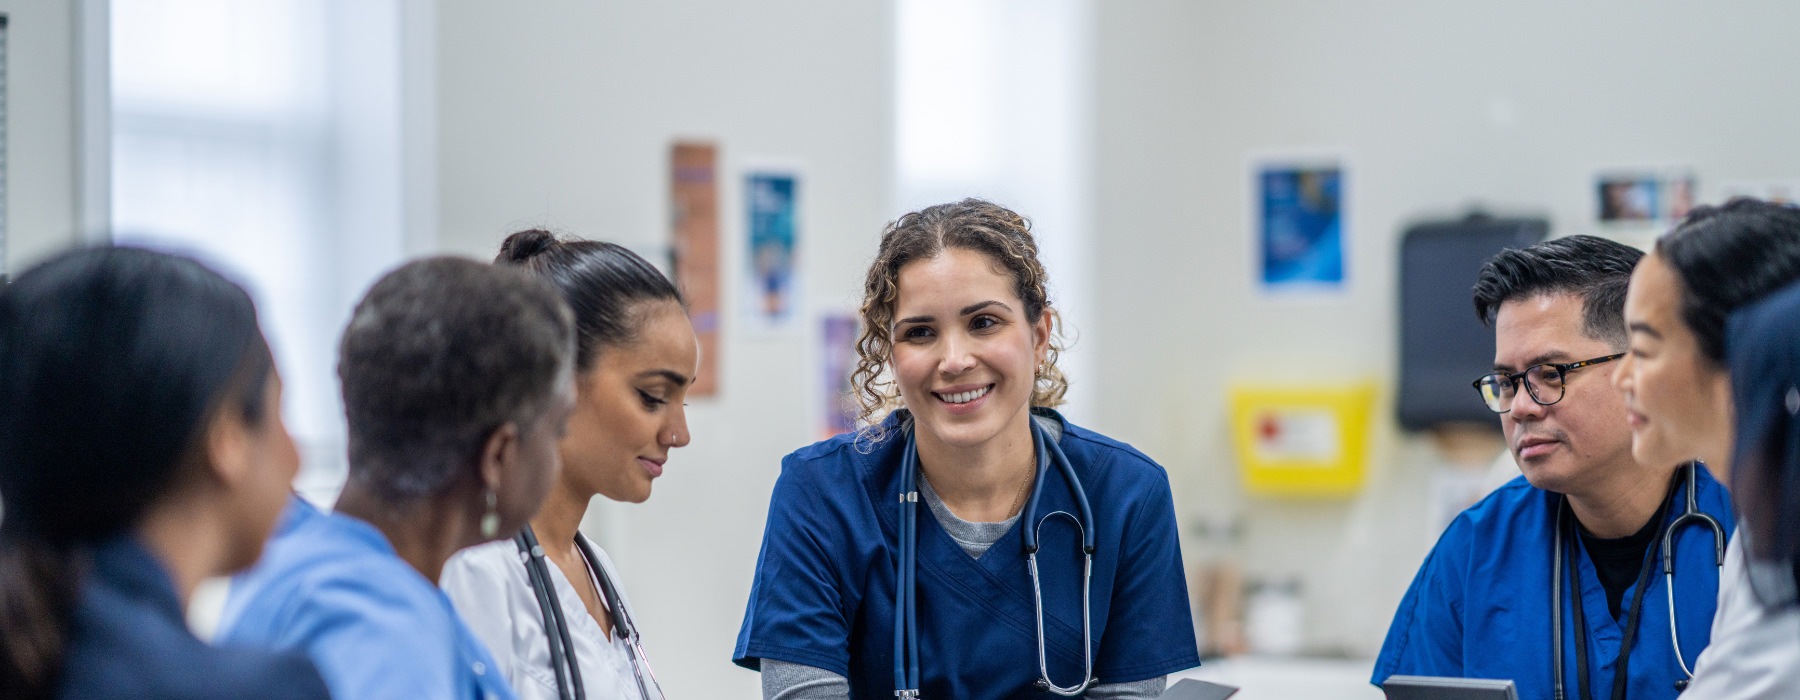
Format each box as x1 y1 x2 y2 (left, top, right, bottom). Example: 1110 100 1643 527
1373 471 1733 700
734 409 1201 699
56 535 330 700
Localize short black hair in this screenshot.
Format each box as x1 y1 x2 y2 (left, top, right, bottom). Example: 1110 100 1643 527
338 257 574 502
1471 235 1644 347
496 229 685 373
1657 198 1800 366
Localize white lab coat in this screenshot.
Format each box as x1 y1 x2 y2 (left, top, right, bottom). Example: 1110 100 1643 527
442 535 662 700
1678 533 1800 698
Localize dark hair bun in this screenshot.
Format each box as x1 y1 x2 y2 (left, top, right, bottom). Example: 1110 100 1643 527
498 229 559 264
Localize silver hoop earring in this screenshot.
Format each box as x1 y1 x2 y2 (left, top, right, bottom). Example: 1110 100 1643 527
479 489 499 539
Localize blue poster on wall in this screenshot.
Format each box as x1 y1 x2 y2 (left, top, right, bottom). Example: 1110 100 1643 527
1258 163 1344 292
746 170 799 329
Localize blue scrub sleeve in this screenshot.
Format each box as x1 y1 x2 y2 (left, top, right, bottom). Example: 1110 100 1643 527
276 578 463 700
1092 469 1202 682
1371 522 1469 686
735 457 855 676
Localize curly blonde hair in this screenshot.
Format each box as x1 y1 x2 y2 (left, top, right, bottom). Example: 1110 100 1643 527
851 199 1068 437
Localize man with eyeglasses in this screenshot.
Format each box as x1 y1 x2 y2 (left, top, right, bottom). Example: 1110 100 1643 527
1373 235 1732 700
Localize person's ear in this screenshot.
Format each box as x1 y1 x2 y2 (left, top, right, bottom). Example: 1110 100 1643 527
477 422 520 494
205 407 254 490
1032 310 1054 365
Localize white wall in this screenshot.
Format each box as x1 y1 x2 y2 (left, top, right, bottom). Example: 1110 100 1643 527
434 2 894 696
1092 0 1800 655
0 0 81 274
895 0 1098 421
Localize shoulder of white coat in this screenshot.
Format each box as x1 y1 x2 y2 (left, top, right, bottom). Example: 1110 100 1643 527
441 540 525 596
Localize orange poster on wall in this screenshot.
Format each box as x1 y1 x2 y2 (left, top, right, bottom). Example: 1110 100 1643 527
671 142 720 397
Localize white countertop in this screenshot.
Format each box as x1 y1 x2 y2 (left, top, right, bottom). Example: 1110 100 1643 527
1175 655 1384 700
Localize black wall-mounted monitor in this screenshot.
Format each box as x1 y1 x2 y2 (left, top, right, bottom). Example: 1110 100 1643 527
1397 214 1547 432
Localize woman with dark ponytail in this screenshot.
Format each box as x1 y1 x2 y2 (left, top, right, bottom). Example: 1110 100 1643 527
1610 198 1800 696
0 247 329 699
443 229 697 700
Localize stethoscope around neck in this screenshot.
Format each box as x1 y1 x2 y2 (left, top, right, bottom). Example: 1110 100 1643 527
892 413 1098 699
1549 462 1726 700
514 524 663 700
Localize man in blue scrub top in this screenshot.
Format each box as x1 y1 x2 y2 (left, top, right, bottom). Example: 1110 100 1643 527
1373 236 1732 700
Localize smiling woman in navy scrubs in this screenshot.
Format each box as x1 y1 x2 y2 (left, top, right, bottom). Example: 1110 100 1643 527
734 199 1200 699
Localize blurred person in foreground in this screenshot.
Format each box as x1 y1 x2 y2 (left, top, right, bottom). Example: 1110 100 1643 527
0 247 329 700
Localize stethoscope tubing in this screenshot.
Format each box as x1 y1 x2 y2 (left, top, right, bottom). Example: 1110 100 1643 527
1662 464 1728 682
572 534 663 700
1551 463 1727 699
1025 416 1097 697
517 526 585 700
518 525 663 700
1027 516 1095 696
893 415 1098 698
1553 503 1566 700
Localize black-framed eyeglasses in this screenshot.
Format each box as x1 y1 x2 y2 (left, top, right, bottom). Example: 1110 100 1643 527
1471 353 1625 414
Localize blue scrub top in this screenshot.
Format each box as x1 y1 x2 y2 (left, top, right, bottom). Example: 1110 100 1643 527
219 496 518 700
734 409 1201 699
1373 471 1733 699
57 535 330 700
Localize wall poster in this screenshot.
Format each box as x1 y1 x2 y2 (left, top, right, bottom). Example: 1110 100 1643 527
820 313 859 439
1596 169 1694 223
744 169 801 330
1253 154 1346 294
670 142 720 397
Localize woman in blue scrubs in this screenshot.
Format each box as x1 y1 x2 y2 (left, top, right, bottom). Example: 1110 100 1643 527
0 248 328 700
735 199 1200 699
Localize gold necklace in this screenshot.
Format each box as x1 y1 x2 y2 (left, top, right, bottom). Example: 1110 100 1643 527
1006 464 1034 519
